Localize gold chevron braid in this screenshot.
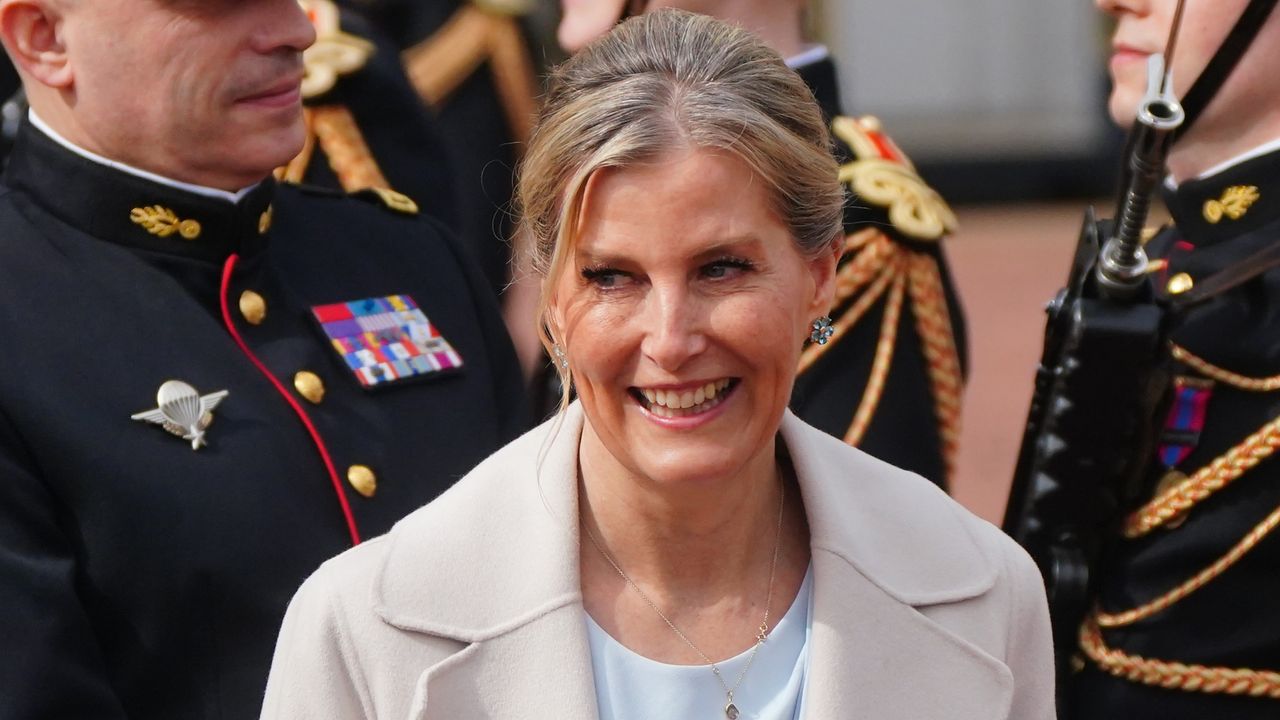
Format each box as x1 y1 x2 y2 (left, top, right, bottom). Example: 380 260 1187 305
905 252 963 480
834 231 894 300
309 105 391 192
1124 414 1280 537
797 247 899 375
1171 344 1280 391
845 264 907 445
1080 618 1280 698
1100 503 1280 628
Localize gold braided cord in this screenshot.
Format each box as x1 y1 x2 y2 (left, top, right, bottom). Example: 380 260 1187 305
905 252 963 480
277 108 319 184
1080 619 1280 698
1171 344 1280 392
845 266 907 445
1099 503 1280 627
310 105 391 192
796 252 899 375
1124 414 1280 538
833 231 895 301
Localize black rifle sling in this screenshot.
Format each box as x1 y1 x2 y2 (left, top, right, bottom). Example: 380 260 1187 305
1175 0 1280 141
1173 222 1280 309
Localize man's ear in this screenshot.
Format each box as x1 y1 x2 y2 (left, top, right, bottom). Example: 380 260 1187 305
0 1 72 89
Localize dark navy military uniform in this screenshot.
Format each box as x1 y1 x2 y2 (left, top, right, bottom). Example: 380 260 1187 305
1070 148 1280 718
293 1 460 230
790 57 968 489
0 120 526 719
342 0 540 296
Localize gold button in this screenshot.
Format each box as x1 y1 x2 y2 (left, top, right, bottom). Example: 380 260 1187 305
238 290 266 325
258 206 274 235
347 465 377 498
177 219 202 240
1167 273 1194 295
293 371 325 404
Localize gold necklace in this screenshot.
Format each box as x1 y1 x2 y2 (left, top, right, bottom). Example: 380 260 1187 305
583 481 786 720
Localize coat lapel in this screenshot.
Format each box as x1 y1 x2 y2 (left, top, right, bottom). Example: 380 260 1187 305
803 551 1014 719
412 607 600 719
373 405 601 719
781 412 1014 718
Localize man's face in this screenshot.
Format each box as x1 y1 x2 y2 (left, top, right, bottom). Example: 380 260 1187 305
1099 0 1280 134
61 0 315 189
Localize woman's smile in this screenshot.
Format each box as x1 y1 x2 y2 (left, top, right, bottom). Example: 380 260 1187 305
630 378 738 422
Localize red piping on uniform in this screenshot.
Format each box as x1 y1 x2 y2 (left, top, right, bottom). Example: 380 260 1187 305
219 254 362 546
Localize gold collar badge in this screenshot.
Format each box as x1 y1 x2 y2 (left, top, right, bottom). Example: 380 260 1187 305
299 0 375 99
130 206 202 240
1203 185 1260 224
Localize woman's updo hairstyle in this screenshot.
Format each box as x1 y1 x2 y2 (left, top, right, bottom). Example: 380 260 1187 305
517 9 843 404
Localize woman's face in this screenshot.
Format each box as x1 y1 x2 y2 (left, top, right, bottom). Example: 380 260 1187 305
550 148 836 486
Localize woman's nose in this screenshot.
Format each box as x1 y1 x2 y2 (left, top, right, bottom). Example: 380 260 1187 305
639 286 708 371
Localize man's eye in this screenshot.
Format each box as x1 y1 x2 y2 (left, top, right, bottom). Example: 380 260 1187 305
581 267 630 288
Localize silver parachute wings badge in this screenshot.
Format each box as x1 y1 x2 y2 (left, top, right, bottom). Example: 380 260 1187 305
131 380 230 451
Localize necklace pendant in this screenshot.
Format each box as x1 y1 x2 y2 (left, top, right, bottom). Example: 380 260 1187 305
725 702 740 719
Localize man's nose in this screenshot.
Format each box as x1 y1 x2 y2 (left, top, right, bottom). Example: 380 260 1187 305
639 286 708 371
256 0 318 54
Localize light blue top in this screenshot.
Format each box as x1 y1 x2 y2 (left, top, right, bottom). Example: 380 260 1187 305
587 565 813 720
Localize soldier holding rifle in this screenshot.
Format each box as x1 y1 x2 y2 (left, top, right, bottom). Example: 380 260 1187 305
1006 0 1280 716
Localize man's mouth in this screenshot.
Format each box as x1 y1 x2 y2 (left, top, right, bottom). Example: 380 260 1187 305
238 75 305 107
630 379 737 418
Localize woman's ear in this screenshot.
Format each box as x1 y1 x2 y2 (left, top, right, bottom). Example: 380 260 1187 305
0 0 73 89
806 234 842 319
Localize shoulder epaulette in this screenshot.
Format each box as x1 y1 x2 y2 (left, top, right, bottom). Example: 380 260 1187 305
832 114 957 242
350 187 420 216
300 0 375 100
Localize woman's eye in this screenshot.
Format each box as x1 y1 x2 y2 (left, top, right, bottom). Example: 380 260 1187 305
581 267 631 288
703 258 753 279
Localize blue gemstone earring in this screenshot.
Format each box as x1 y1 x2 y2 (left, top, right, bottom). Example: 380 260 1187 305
810 316 834 346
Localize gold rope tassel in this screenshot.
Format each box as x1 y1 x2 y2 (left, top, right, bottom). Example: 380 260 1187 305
1100 504 1280 628
276 108 319 184
1125 413 1280 537
905 251 963 480
1171 344 1280 392
1080 618 1280 698
402 5 538 148
844 266 907 445
310 105 391 192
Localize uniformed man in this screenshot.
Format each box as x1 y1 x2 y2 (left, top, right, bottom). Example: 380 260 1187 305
0 0 525 717
1071 0 1280 717
557 0 967 488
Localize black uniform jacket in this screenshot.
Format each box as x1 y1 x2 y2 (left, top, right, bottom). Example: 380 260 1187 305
790 58 968 488
342 0 536 295
0 122 526 719
1071 148 1280 719
298 4 460 231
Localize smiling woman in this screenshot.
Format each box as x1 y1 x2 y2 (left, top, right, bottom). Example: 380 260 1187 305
260 10 1056 720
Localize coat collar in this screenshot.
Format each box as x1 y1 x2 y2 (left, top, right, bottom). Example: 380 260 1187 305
372 403 1009 718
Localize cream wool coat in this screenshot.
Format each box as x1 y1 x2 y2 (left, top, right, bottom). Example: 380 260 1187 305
260 404 1055 719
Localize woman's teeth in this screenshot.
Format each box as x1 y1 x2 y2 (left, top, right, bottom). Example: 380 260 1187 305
639 379 732 417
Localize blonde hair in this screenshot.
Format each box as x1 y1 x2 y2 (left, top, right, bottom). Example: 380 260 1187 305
517 9 843 408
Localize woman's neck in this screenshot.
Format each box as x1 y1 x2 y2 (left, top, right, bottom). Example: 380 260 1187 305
577 421 785 599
